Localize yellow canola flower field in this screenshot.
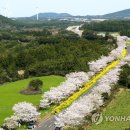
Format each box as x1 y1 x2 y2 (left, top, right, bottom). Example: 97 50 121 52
52 48 127 114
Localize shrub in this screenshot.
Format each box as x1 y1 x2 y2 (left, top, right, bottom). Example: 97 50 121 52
28 79 43 91
119 65 130 87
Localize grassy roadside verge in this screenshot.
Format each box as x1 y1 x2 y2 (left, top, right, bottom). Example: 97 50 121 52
88 88 130 130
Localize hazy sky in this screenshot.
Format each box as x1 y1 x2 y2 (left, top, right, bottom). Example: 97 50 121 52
0 0 130 17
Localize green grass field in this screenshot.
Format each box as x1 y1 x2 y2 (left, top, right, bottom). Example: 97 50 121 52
0 75 64 125
88 88 130 130
97 32 120 38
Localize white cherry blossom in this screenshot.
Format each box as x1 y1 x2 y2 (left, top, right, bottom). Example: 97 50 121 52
3 115 20 130
13 102 40 122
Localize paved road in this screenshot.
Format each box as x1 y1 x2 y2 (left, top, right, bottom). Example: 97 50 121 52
34 116 56 130
66 25 83 37
127 45 130 55
34 86 95 130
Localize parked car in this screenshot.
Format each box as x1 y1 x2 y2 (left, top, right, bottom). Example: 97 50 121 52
27 122 36 129
55 126 61 130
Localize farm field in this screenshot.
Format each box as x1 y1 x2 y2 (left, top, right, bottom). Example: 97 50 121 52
0 75 64 125
97 32 120 37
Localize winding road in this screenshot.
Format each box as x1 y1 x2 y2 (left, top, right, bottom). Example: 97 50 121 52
66 25 83 37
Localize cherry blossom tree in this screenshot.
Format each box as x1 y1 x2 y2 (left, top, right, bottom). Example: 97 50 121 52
13 102 40 122
88 46 124 72
3 102 40 129
55 92 104 127
40 72 91 108
40 36 129 109
55 48 130 127
40 36 129 126
3 115 20 130
40 45 125 109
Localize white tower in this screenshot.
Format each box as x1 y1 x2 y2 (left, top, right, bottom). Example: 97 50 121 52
36 6 39 21
35 0 39 21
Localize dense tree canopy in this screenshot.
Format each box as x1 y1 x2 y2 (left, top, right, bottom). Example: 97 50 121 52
82 20 130 37
0 27 114 84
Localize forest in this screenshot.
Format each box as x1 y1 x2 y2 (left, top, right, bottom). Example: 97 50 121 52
82 20 130 37
0 26 114 84
1 18 130 84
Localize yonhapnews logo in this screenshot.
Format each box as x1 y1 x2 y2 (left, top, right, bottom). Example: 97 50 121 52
91 113 130 125
91 113 103 125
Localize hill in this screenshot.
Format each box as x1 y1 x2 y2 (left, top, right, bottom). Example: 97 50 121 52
0 15 13 23
102 9 130 19
0 15 17 29
15 9 130 21
0 15 29 30
31 12 72 19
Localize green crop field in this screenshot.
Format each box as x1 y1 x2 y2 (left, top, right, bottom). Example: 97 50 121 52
97 32 120 38
88 88 130 130
0 75 64 125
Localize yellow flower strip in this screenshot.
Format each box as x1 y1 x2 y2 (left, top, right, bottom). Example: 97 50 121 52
51 49 127 114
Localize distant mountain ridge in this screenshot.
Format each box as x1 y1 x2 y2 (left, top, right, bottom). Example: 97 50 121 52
30 9 130 20
30 9 130 19
31 12 72 19
0 15 13 24
1 9 130 23
0 15 16 29
102 9 130 19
